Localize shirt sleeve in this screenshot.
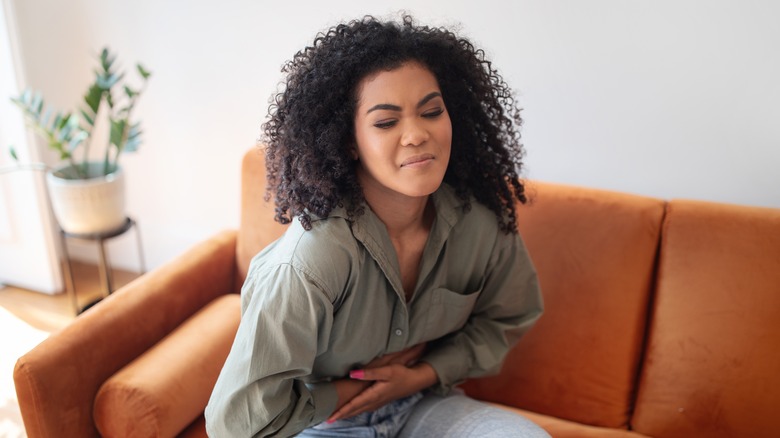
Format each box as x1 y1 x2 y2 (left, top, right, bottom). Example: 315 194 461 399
421 231 543 394
205 262 339 437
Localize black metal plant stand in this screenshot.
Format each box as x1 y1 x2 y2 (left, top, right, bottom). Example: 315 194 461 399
59 217 146 314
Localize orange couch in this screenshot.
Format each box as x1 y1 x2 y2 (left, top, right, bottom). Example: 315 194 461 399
14 148 780 437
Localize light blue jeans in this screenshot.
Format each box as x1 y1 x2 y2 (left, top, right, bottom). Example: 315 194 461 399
296 390 550 438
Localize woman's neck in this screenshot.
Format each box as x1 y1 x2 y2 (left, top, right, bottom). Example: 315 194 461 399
362 183 437 301
362 184 434 240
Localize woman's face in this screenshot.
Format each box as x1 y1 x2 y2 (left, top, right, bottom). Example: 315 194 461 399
353 62 452 203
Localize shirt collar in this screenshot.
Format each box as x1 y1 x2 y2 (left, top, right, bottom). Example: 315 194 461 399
342 183 465 238
339 184 467 299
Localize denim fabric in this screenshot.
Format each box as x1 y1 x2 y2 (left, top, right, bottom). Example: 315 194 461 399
296 390 549 438
398 392 550 438
297 392 424 438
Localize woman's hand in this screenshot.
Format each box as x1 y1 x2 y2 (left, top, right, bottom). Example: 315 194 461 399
365 342 427 369
327 344 438 423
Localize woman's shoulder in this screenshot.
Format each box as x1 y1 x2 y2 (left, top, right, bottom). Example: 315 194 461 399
244 213 359 301
268 211 357 259
247 212 359 292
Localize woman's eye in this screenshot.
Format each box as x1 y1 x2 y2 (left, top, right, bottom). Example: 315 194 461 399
422 108 444 118
374 120 397 129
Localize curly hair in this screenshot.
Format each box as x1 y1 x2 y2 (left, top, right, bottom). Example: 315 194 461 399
263 14 527 233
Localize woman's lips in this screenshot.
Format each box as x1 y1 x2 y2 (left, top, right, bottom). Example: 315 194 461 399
400 154 435 167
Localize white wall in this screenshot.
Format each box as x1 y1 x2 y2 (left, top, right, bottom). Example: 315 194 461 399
0 0 62 293
7 0 780 272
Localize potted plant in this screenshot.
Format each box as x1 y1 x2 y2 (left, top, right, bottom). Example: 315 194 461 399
8 47 151 234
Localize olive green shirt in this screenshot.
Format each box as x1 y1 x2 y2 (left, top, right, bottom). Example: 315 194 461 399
205 185 543 437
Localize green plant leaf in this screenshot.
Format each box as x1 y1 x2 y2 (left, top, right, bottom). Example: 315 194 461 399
124 85 137 99
56 121 73 142
124 136 141 152
56 114 81 142
68 130 88 152
79 109 95 127
9 146 19 161
68 113 80 126
59 113 72 127
19 89 31 105
8 47 150 175
125 123 142 152
128 123 142 139
57 149 71 160
106 91 115 108
54 112 68 131
136 63 151 80
100 47 116 71
31 92 43 118
83 83 103 114
97 73 120 90
109 118 127 147
40 107 53 128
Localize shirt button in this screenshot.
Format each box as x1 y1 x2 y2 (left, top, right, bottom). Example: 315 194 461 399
395 329 403 336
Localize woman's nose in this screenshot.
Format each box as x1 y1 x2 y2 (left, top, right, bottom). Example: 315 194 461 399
401 120 429 147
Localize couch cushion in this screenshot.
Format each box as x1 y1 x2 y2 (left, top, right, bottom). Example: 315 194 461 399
94 294 240 437
631 200 780 437
462 181 665 428
178 415 207 438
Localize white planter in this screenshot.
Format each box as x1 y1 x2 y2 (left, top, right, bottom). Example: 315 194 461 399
46 163 126 234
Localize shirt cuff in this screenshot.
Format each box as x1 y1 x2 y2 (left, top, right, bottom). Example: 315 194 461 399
421 344 471 395
306 381 339 425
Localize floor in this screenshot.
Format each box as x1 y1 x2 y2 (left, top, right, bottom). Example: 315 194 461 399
0 262 140 437
0 261 140 332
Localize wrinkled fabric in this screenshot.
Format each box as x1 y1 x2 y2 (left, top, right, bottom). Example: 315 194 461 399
206 185 543 437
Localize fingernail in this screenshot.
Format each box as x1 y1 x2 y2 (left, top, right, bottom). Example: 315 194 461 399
326 419 335 424
350 369 364 379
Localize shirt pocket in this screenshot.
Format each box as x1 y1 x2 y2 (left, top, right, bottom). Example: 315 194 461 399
423 287 481 341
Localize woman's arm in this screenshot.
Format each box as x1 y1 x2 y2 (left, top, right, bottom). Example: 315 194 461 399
205 263 338 437
421 232 543 393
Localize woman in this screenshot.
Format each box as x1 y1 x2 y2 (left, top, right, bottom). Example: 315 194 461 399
206 15 546 437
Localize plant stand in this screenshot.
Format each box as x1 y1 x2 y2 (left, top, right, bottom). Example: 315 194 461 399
60 217 146 314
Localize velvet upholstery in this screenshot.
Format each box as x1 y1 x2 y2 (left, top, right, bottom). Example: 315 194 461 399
461 182 665 428
14 230 237 437
13 148 780 437
631 200 780 437
94 294 240 437
237 146 288 284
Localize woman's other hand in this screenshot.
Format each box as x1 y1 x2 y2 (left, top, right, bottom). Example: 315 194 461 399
365 342 426 369
327 343 438 423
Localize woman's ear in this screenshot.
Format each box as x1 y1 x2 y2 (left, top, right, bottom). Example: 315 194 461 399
349 143 359 160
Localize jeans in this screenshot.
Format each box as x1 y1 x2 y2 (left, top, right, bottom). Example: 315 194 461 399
297 392 424 438
296 390 550 438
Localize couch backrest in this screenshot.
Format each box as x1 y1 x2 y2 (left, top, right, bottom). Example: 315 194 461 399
237 147 289 289
631 200 780 437
462 181 666 429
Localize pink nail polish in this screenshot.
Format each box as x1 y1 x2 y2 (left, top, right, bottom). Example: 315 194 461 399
326 419 335 424
350 369 364 379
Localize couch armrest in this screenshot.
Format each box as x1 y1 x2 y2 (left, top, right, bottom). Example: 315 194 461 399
94 294 241 438
14 229 238 438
